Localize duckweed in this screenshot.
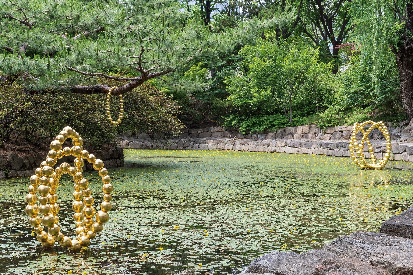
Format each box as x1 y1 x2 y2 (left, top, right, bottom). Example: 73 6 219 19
1 149 413 274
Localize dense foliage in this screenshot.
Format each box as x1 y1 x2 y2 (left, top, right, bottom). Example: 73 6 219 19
0 81 182 149
224 37 334 132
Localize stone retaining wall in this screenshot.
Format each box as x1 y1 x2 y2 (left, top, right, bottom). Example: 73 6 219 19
0 147 124 179
119 124 413 162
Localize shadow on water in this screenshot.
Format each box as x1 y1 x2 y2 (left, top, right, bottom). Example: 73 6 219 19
1 150 413 274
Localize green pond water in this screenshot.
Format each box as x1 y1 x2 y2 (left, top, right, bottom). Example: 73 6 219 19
1 149 413 274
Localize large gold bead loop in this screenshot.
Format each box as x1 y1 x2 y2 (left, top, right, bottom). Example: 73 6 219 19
105 87 124 126
349 121 391 170
26 126 114 251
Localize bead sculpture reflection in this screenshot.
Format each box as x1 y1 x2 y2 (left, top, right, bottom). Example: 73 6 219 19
25 126 113 250
349 121 391 170
105 87 124 126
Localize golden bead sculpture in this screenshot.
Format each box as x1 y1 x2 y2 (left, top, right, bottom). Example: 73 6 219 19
26 126 113 251
349 121 391 170
105 87 124 126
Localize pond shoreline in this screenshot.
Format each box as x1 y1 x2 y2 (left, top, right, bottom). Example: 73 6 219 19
119 124 413 162
241 206 413 275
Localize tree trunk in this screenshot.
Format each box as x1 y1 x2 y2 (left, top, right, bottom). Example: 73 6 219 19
395 3 413 120
288 81 294 123
331 44 340 74
396 51 413 120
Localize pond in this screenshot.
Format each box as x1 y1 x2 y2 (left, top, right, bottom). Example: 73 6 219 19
1 149 413 274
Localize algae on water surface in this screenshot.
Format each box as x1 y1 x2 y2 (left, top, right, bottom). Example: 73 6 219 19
1 149 413 274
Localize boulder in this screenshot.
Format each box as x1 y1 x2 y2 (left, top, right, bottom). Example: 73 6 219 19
8 152 24 170
241 231 413 275
381 206 413 239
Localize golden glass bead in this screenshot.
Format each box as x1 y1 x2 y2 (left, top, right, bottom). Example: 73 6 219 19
101 201 112 212
48 194 58 204
38 185 50 197
72 201 84 212
80 235 90 246
48 224 60 236
87 231 96 239
60 162 70 173
83 196 94 206
28 185 37 194
66 127 75 137
73 212 84 222
30 175 39 186
72 146 82 157
46 236 56 246
39 176 49 185
29 217 41 227
75 221 83 228
71 240 81 251
79 178 89 189
24 204 39 218
73 191 83 201
99 168 108 177
50 203 60 215
49 178 55 188
34 225 43 234
96 211 109 224
50 140 62 151
46 157 56 167
25 194 37 205
39 204 51 215
92 222 103 233
74 158 84 168
93 159 104 170
74 184 81 192
88 154 97 163
38 196 48 205
42 214 55 227
83 207 96 219
83 188 92 197
56 232 64 242
74 137 83 147
76 227 84 236
81 150 89 159
35 168 43 177
61 236 72 247
68 167 77 176
59 130 69 139
102 175 111 184
102 183 113 194
36 231 48 242
55 135 65 144
63 147 72 156
103 194 112 202
73 172 83 182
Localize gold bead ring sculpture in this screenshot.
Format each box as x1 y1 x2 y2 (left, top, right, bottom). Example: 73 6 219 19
349 121 391 170
25 126 113 251
105 87 124 126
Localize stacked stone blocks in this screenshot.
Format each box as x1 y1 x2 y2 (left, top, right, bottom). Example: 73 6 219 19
120 124 413 163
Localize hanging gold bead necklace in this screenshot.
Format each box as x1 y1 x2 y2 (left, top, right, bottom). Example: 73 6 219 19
105 87 124 126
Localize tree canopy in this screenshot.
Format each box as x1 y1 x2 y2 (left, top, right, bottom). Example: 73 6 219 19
1 0 413 144
1 0 206 95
